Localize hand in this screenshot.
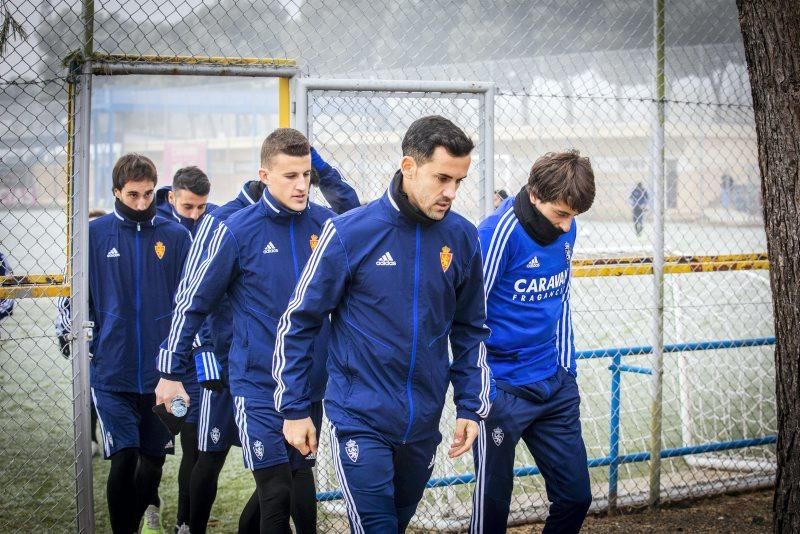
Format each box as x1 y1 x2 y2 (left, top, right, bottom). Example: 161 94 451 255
155 378 189 414
448 418 479 459
283 417 317 456
58 334 70 358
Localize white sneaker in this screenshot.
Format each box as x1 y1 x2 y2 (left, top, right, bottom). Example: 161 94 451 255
91 441 99 457
141 504 164 534
176 524 191 534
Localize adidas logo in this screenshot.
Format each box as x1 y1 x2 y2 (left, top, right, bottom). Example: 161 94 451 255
376 252 396 266
262 242 278 254
526 256 540 269
106 248 120 258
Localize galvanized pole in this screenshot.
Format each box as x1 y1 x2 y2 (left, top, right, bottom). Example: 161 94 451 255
481 85 496 219
70 58 95 533
648 0 666 509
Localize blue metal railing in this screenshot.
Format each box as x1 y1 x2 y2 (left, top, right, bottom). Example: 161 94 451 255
316 336 776 503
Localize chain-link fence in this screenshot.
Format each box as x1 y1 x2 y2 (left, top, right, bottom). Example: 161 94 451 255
1 0 774 532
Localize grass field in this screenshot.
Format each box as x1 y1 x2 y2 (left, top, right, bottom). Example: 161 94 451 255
0 209 775 532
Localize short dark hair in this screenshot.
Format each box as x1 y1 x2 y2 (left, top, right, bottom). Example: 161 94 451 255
88 208 107 219
260 128 311 167
112 153 157 192
402 115 474 164
172 166 210 197
527 150 596 214
495 189 508 200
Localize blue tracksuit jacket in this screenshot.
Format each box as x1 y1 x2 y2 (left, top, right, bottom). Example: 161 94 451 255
478 197 576 385
155 186 218 233
273 188 494 443
157 188 337 402
89 209 192 393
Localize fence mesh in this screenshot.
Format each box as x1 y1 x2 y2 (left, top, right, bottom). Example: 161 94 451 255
0 0 775 532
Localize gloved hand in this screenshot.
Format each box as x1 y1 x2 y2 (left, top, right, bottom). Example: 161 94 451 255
195 351 225 391
310 147 331 175
58 334 70 358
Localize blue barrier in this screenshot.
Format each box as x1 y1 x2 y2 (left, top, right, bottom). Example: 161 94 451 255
316 336 777 503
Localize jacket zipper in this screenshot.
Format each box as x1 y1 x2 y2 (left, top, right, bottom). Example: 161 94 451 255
289 219 299 279
135 222 143 393
402 225 421 443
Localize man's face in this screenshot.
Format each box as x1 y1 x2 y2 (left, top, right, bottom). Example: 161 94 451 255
529 191 579 232
169 189 209 221
401 146 471 220
258 153 311 212
114 180 155 211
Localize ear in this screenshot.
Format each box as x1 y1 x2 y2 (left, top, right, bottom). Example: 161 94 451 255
112 188 121 200
167 190 175 206
400 155 416 178
258 167 269 185
528 189 538 205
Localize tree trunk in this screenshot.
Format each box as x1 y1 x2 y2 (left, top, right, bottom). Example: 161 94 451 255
736 1 800 532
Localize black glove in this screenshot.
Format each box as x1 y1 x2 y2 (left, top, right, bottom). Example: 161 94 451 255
58 334 70 358
201 377 226 392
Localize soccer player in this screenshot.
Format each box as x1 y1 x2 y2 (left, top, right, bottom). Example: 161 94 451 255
89 154 192 533
275 115 493 533
185 146 358 534
155 130 356 533
155 166 217 534
470 151 596 534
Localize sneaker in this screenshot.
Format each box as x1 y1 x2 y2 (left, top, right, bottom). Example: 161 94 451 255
176 524 190 534
141 504 164 534
91 441 99 457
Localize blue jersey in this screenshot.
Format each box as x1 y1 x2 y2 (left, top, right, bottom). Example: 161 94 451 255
478 198 576 386
158 188 337 402
89 209 192 393
273 188 493 443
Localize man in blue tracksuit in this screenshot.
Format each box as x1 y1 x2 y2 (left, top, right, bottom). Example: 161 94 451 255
155 165 218 533
183 147 359 533
275 115 494 533
155 130 356 533
89 153 192 533
470 151 596 534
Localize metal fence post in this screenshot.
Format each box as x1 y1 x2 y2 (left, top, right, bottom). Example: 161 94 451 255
71 59 95 533
648 0 666 510
608 352 622 513
481 85 495 219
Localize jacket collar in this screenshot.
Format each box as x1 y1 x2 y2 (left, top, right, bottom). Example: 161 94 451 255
238 180 261 206
112 206 157 228
381 170 444 226
259 185 308 220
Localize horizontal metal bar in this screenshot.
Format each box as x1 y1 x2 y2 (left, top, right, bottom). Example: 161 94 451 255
299 78 494 94
0 285 70 298
92 62 299 78
1 274 65 286
572 260 769 277
576 336 776 360
571 252 768 267
91 53 297 66
613 364 653 375
315 435 776 501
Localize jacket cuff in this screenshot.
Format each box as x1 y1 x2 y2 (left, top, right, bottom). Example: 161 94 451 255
157 347 188 379
281 407 311 420
456 408 482 422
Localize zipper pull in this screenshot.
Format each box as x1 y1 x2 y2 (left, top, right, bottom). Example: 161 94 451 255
137 222 141 231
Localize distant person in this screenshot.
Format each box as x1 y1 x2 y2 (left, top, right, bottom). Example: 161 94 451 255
0 251 14 323
55 209 107 457
628 182 649 237
720 173 734 209
494 189 509 209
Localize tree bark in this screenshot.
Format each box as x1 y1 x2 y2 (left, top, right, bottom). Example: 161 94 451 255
736 1 800 532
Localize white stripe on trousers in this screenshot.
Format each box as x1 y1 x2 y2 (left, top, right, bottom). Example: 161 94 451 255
199 388 212 451
469 420 487 534
234 396 253 470
327 422 364 534
90 388 111 458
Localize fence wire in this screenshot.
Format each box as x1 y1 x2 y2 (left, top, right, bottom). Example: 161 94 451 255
0 0 774 532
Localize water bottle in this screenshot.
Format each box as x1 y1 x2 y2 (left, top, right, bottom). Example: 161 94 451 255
171 396 188 418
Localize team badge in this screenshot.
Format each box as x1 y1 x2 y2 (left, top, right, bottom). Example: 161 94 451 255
310 234 319 251
345 439 359 462
492 427 504 446
253 440 264 460
564 242 571 261
439 246 453 273
211 427 221 444
155 241 166 260
106 431 114 448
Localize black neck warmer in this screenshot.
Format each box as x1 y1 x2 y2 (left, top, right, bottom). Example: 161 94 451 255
389 170 445 226
248 180 266 202
115 198 156 223
513 187 565 246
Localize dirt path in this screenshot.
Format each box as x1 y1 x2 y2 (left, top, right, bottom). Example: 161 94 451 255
509 489 772 533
